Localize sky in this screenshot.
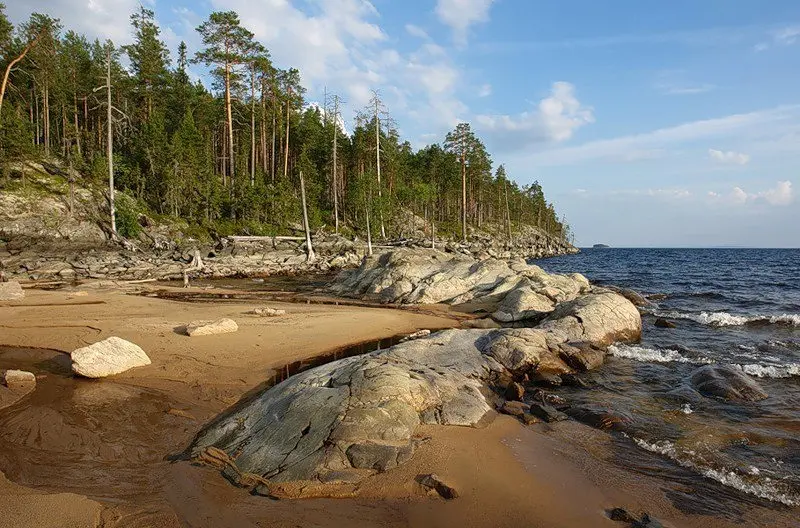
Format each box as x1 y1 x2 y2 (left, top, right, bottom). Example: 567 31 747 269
8 0 800 247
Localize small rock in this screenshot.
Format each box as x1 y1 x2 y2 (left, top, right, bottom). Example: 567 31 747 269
561 373 590 388
186 318 239 336
609 507 637 523
71 337 151 378
528 388 566 406
249 307 286 317
417 474 459 500
690 364 768 402
521 413 540 425
401 329 431 342
529 402 569 423
499 400 530 417
532 372 562 387
647 293 668 301
654 318 677 329
634 513 664 528
0 281 24 301
3 369 36 386
504 381 525 401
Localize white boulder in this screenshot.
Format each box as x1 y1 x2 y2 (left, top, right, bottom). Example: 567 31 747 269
71 337 151 378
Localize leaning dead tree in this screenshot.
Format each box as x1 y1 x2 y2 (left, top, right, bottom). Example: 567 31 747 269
299 170 315 262
0 30 42 123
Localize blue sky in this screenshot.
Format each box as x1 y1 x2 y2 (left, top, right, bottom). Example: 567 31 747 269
9 0 800 247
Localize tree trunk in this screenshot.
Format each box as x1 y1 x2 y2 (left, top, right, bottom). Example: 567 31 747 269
504 179 512 242
106 47 117 238
283 95 290 180
299 170 315 262
0 35 40 125
43 82 50 156
271 94 276 183
250 64 256 187
374 99 386 239
332 95 339 233
461 152 467 242
225 56 235 184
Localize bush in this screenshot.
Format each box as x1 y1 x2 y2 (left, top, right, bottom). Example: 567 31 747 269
115 193 141 239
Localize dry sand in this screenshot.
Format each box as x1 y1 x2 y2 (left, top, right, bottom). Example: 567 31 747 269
0 285 797 528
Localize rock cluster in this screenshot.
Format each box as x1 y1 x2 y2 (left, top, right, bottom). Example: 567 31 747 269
332 249 592 325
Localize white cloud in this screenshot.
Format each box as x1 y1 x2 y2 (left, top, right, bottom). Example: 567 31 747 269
6 0 139 43
405 24 429 40
531 105 800 166
654 70 715 96
754 24 800 52
709 148 751 165
709 181 794 206
478 83 492 97
435 0 496 45
476 82 594 149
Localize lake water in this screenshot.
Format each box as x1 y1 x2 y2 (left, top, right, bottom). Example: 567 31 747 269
534 248 800 512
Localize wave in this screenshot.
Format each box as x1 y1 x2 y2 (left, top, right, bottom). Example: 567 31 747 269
631 438 799 506
653 311 800 327
732 363 800 379
608 344 712 365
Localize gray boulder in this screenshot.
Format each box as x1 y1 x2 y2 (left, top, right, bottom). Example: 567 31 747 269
690 364 768 402
0 281 24 301
71 337 151 378
331 250 589 317
539 292 642 347
188 293 642 491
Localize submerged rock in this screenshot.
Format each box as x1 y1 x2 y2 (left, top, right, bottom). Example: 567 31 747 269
690 364 768 402
71 337 151 378
186 318 239 336
654 318 677 329
0 281 24 301
528 402 569 423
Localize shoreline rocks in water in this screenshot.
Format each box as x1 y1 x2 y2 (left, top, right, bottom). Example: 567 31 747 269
187 253 641 495
71 337 151 378
689 364 768 402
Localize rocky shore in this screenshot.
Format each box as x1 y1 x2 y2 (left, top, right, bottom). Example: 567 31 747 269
187 250 642 498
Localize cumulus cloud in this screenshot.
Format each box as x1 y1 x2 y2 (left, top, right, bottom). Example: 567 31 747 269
709 181 794 206
709 148 751 165
435 0 496 45
476 82 594 150
6 0 139 43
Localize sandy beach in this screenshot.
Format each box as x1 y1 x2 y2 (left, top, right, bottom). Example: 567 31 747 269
0 284 797 528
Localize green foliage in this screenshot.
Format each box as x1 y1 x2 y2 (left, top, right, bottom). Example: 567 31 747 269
0 5 571 243
115 193 142 238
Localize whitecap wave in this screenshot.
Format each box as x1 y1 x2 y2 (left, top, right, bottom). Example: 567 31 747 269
732 363 800 379
632 438 799 506
608 344 712 365
654 311 800 327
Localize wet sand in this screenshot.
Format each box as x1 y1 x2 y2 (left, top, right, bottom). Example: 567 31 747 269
0 285 798 527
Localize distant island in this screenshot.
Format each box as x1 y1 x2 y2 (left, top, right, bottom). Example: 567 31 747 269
593 244 610 248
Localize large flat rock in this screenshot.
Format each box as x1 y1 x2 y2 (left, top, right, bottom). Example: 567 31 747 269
0 281 24 301
71 337 151 378
189 292 641 491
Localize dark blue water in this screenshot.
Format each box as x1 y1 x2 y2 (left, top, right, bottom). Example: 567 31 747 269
534 248 800 511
